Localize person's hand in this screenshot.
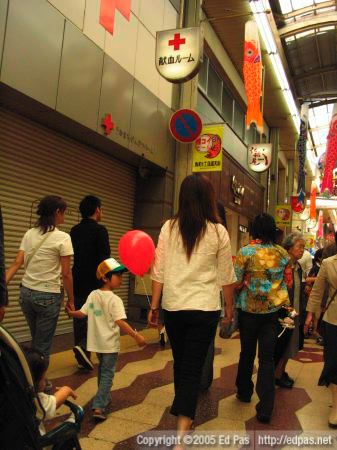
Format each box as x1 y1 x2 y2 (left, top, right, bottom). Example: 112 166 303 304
304 312 313 335
65 304 74 317
56 386 77 400
148 309 159 328
0 306 5 322
135 333 146 347
66 300 75 311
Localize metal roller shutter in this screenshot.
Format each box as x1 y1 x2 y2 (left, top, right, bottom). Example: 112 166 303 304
0 108 136 342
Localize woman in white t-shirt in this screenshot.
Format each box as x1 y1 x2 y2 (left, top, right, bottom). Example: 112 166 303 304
6 195 74 367
148 174 236 446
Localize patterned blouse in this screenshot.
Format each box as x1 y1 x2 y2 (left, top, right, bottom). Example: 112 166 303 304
234 241 290 313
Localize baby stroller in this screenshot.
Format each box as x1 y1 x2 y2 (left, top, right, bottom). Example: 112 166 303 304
0 325 84 449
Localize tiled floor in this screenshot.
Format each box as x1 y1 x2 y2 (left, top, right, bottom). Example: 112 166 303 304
45 329 333 449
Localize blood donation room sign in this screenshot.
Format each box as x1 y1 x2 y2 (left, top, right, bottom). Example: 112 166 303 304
156 27 203 83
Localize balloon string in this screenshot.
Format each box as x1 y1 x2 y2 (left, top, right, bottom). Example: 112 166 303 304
278 327 286 338
141 277 151 307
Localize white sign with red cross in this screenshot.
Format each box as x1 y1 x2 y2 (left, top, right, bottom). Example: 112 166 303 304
155 27 203 83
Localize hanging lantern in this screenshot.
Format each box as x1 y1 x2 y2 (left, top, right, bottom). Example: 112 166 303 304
310 182 317 220
321 104 337 197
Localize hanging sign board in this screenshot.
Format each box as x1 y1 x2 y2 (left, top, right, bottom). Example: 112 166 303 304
192 124 224 172
155 27 202 83
275 204 291 226
169 109 202 143
247 143 272 172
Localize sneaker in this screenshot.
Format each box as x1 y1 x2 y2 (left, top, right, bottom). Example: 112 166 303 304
283 372 294 385
73 346 94 370
92 409 107 421
256 413 271 423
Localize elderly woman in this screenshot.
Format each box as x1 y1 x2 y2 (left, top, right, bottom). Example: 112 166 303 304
234 213 290 423
305 239 337 428
274 232 306 388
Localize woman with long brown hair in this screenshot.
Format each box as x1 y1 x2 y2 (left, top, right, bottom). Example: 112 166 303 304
148 174 236 445
6 196 74 384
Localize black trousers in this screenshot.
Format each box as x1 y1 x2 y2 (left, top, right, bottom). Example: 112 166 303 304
163 309 220 419
236 310 279 416
73 295 89 353
319 321 337 386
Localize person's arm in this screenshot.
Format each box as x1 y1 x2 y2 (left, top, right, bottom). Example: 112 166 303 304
0 207 7 321
6 250 24 284
148 280 163 328
97 226 111 261
115 319 146 347
66 307 86 319
54 386 77 408
149 223 167 328
61 255 75 310
304 260 328 333
222 283 235 324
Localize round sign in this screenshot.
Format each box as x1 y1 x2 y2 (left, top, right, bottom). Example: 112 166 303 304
169 109 202 143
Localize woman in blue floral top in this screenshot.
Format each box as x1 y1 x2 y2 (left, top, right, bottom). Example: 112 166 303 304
234 213 290 424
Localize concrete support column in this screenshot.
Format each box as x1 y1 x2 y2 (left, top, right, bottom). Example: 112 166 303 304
286 159 295 202
173 0 201 211
267 128 279 216
277 168 286 204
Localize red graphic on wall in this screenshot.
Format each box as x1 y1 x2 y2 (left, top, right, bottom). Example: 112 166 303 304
168 33 186 51
100 0 131 35
102 114 114 135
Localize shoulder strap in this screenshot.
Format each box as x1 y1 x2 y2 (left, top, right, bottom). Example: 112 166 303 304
25 231 52 270
324 288 337 313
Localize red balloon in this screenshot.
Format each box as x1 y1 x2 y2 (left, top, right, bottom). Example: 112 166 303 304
118 230 155 276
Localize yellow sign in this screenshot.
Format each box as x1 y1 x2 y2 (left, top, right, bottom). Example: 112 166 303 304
303 233 315 250
192 124 224 172
275 204 291 225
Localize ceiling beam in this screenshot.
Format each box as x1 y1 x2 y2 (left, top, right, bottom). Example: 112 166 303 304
293 65 337 81
278 12 337 37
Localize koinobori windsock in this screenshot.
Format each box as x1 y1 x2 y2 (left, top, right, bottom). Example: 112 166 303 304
243 20 263 134
297 104 309 204
321 104 337 196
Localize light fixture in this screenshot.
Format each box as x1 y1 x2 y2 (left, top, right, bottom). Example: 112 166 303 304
249 0 300 131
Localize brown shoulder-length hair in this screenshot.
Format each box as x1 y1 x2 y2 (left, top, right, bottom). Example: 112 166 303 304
35 195 67 234
171 174 221 260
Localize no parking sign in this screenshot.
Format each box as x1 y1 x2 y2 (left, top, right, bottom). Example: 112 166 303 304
169 109 202 143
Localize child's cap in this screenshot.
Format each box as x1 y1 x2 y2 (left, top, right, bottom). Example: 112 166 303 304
96 258 127 279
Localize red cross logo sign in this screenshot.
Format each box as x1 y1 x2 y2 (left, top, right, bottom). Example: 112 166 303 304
168 33 186 51
99 0 131 35
102 113 114 135
156 27 202 83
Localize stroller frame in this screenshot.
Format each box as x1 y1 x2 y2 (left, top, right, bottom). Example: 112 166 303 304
0 324 84 449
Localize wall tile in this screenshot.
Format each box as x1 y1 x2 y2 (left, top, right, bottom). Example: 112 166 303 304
48 0 85 29
83 0 105 49
0 0 8 67
131 0 140 17
163 0 178 31
104 11 138 77
57 21 103 130
139 0 164 37
158 76 173 108
97 54 134 148
134 23 159 97
1 0 64 108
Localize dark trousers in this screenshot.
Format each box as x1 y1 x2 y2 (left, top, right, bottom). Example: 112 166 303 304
164 309 220 419
319 321 337 386
236 310 279 416
73 295 89 354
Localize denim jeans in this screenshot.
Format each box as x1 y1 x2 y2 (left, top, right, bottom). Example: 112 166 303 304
163 309 220 419
19 286 62 360
92 353 118 411
236 309 279 417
